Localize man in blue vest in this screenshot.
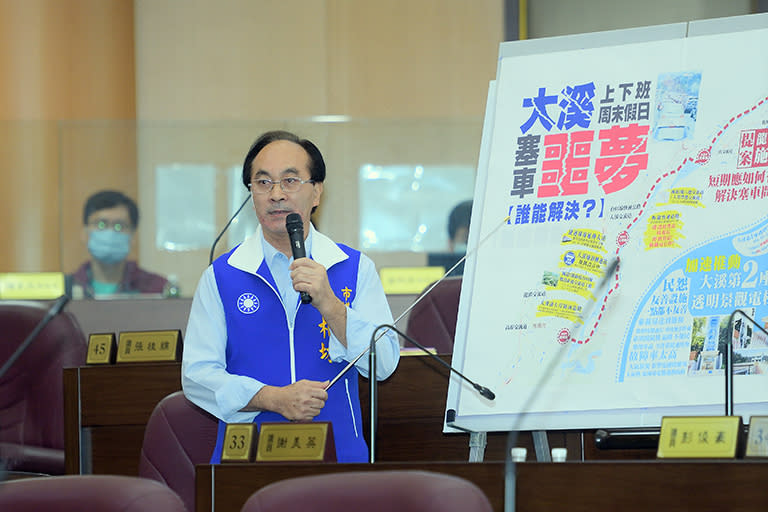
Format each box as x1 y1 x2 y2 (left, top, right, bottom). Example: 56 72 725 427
182 130 400 463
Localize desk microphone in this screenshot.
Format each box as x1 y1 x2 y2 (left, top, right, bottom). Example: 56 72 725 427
724 309 768 416
0 294 70 482
0 294 71 380
367 323 494 463
285 213 312 304
371 324 495 400
209 194 251 265
318 213 509 462
593 281 764 453
499 257 618 512
511 256 619 425
326 214 513 392
446 257 620 435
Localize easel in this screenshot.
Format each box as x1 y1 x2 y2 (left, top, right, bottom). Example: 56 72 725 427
467 430 550 462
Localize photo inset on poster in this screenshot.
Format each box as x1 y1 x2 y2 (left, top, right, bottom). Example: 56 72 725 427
689 311 768 376
652 71 701 142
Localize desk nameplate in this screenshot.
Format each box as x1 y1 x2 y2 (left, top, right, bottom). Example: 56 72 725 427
0 272 64 299
221 424 256 463
116 330 182 363
256 422 335 462
657 416 743 459
746 416 768 458
86 333 117 364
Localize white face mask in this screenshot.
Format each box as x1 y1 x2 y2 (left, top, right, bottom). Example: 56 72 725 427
453 242 467 254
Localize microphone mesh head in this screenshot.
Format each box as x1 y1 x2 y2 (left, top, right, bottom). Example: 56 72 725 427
285 213 303 233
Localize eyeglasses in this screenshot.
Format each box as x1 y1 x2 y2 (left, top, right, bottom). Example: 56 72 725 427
89 220 132 232
250 177 315 194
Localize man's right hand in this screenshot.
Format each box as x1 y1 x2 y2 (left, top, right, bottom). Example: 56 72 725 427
247 379 329 421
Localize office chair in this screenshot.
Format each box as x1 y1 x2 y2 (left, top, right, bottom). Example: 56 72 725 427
405 277 462 354
240 470 493 512
0 301 87 474
138 391 218 512
0 474 186 511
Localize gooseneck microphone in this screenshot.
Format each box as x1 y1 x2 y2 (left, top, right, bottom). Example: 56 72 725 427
367 323 495 463
724 309 768 416
376 324 495 399
0 294 71 380
326 214 514 393
209 194 251 265
0 294 70 483
285 213 312 304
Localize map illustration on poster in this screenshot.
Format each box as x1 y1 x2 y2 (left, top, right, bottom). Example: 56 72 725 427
446 13 768 433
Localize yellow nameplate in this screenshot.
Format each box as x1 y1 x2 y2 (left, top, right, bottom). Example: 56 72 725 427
221 423 256 463
86 333 117 365
400 346 437 356
116 330 182 363
745 416 768 458
0 272 65 300
380 266 446 295
256 422 335 462
657 416 743 459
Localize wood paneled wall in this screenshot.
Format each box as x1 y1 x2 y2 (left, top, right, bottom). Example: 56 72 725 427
0 0 136 272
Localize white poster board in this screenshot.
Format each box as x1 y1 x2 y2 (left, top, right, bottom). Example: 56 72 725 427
446 13 768 433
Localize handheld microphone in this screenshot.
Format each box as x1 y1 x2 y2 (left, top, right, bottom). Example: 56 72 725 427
0 294 71 380
285 213 312 304
209 194 251 265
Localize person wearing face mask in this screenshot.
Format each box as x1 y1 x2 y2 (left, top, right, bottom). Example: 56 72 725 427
67 190 169 299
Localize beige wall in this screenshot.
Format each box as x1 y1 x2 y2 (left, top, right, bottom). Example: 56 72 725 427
133 0 505 294
134 0 502 120
528 0 751 38
3 0 753 295
324 1 503 118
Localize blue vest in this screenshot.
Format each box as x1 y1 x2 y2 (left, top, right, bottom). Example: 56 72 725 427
209 243 368 463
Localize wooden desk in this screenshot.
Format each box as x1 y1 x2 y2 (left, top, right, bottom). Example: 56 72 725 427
197 460 768 512
515 461 768 511
360 354 584 462
61 355 654 476
63 363 181 475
